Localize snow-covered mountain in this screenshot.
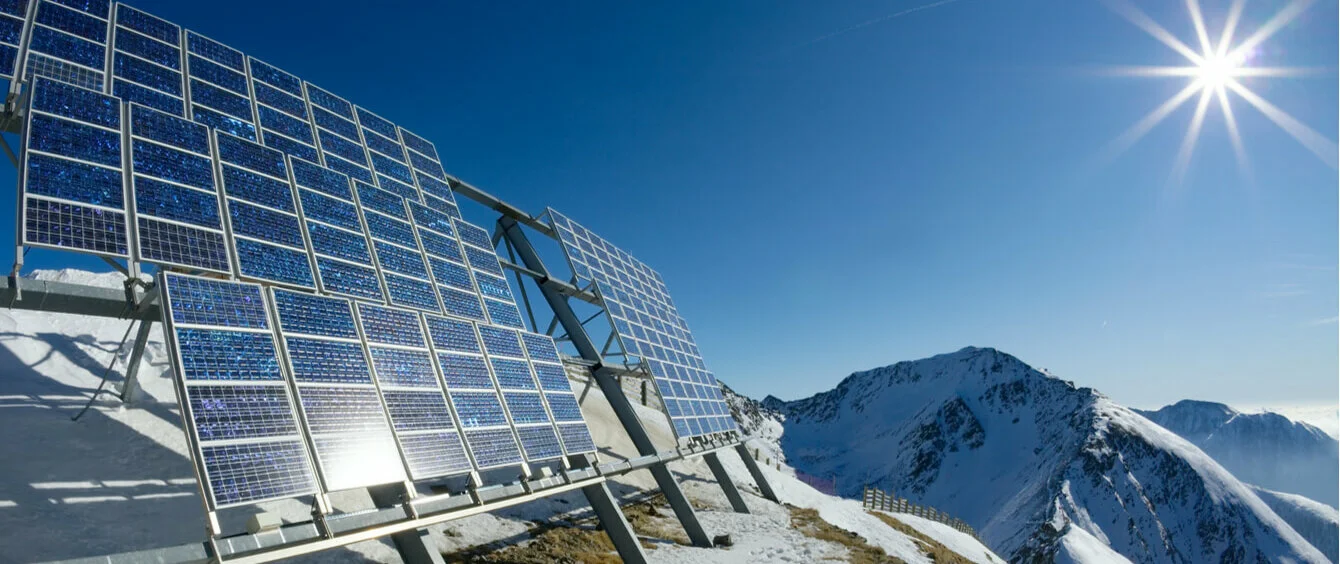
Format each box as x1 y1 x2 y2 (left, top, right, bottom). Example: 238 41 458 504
766 347 1328 563
1136 400 1339 508
1250 486 1339 562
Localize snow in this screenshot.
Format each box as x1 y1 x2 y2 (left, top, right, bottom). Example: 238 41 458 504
1054 525 1133 564
886 512 1008 564
0 269 1002 563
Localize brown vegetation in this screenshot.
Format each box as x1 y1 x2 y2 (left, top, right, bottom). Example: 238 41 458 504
870 511 978 564
788 505 907 564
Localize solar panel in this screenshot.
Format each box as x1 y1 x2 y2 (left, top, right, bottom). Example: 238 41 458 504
355 302 473 480
22 0 109 91
451 218 527 329
516 330 597 454
110 5 183 116
353 106 420 201
0 0 25 78
159 272 319 510
547 209 737 441
358 181 441 314
422 313 523 470
403 200 485 321
250 57 320 164
127 104 231 273
306 82 375 185
287 157 385 301
20 77 128 258
185 30 256 141
270 288 406 492
216 131 317 290
477 325 568 462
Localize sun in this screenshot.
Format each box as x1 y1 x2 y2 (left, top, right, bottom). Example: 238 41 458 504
1101 0 1337 181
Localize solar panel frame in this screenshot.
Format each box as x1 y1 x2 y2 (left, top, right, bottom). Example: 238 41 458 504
356 181 442 314
0 0 27 78
20 0 110 91
157 272 320 511
477 325 572 462
351 105 421 202
286 155 387 302
214 130 317 290
183 29 256 142
405 200 486 322
450 218 526 329
269 287 408 493
249 56 319 164
109 4 183 117
19 76 129 258
421 313 525 470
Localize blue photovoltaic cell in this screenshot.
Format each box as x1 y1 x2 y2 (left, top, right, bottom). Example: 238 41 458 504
454 221 492 250
474 273 513 301
424 316 480 353
362 131 404 163
357 182 407 219
25 153 122 208
356 304 424 347
356 107 396 140
312 105 359 141
440 287 486 321
187 384 299 441
0 15 16 44
323 154 373 184
503 392 548 424
382 390 453 432
263 133 320 165
377 175 418 201
192 106 256 141
176 329 281 381
284 337 371 384
306 85 352 120
417 230 462 262
217 133 286 179
384 274 440 313
114 80 184 117
369 348 437 388
114 28 178 68
0 44 16 76
51 0 108 18
24 198 127 255
400 128 439 161
452 392 508 428
29 114 119 167
37 2 104 41
0 0 20 18
408 150 447 180
272 290 357 339
545 393 583 422
319 129 368 165
298 189 358 230
297 387 389 435
28 24 104 69
408 201 455 234
113 52 180 95
311 433 404 492
137 217 231 272
253 82 306 119
464 247 504 277
131 105 205 153
370 152 413 185
484 299 525 329
165 274 268 328
478 326 523 358
222 165 293 212
229 201 304 248
491 359 536 390
532 363 570 393
516 425 563 460
116 5 176 44
463 428 522 469
32 77 117 127
558 423 596 453
428 257 472 290
416 173 454 202
374 241 429 279
437 354 493 390
292 159 350 199
133 177 218 227
189 78 251 119
307 222 370 263
521 334 561 364
249 58 300 96
315 258 382 300
424 198 460 224
259 105 314 144
200 440 317 507
364 213 417 248
133 139 213 190
400 432 472 478
186 32 243 72
235 238 315 288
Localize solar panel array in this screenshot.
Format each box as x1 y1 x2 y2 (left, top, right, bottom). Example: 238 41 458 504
547 209 736 441
5 2 613 515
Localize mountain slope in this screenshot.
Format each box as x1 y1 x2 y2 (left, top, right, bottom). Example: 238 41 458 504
1250 486 1339 562
1137 400 1339 507
769 347 1327 563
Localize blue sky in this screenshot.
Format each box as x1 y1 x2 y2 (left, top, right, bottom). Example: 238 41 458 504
3 0 1336 410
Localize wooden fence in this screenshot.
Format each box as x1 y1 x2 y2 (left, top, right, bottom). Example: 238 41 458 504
862 486 979 539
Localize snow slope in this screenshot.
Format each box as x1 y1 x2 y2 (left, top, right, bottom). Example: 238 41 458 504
1250 486 1339 562
768 346 1328 563
1137 400 1339 507
0 269 1002 563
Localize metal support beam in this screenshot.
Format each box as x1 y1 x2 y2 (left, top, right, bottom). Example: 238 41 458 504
446 176 555 237
367 485 445 564
582 482 648 563
735 443 779 503
4 276 151 319
119 319 155 404
497 216 713 548
703 452 749 514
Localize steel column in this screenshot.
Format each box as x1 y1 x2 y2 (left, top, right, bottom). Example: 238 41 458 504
119 319 155 404
582 481 649 563
703 452 749 513
735 443 779 503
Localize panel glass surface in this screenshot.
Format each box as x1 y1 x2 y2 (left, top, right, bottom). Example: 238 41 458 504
216 132 315 290
111 5 183 116
23 0 109 90
422 313 522 469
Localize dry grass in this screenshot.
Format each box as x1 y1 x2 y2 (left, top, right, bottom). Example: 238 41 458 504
442 525 620 564
788 505 907 564
620 495 691 547
870 511 977 564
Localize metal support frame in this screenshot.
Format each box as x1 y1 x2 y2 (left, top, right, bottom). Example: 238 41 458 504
119 318 155 404
735 443 779 503
367 484 445 564
703 452 749 513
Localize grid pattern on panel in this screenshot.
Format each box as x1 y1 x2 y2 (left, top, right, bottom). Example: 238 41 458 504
355 302 472 480
110 4 182 116
269 288 405 492
518 331 596 453
306 83 373 185
216 132 316 289
352 106 419 201
159 273 318 510
23 0 109 90
20 77 128 257
406 200 484 322
423 314 522 470
184 30 255 141
288 158 384 302
358 182 440 314
250 57 319 164
128 104 230 272
0 0 23 78
547 209 736 440
451 218 526 329
479 326 569 462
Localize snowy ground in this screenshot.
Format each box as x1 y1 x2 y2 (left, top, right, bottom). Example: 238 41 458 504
0 269 1002 563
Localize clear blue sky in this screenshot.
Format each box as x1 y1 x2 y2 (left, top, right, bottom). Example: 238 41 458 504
3 0 1336 409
